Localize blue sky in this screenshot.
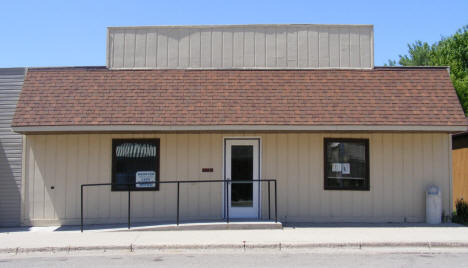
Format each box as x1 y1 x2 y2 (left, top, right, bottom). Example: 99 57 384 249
1 0 467 67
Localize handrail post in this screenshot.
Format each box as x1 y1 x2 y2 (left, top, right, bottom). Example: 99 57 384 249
80 185 84 232
225 180 229 224
176 181 180 226
227 181 230 224
274 180 278 223
223 179 228 223
268 181 271 221
128 185 131 230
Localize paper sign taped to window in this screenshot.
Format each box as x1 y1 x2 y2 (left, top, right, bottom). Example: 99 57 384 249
136 171 156 188
341 163 350 174
332 163 342 172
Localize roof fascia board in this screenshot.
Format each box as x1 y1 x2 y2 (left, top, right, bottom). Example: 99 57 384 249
12 125 468 134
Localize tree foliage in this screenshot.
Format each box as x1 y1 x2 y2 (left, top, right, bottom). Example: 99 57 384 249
388 26 468 115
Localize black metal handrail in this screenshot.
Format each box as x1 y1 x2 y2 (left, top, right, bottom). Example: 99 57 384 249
80 179 277 232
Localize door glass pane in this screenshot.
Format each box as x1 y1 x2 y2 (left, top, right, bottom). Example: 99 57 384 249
231 145 253 207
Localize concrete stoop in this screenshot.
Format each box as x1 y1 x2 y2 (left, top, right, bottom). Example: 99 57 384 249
114 221 283 232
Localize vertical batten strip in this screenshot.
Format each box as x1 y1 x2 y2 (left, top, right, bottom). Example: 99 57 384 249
145 30 156 68
190 30 201 68
329 27 340 67
373 133 384 219
392 134 404 220
134 30 147 68
297 29 308 67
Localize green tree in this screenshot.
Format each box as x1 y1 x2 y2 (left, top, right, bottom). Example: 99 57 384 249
388 26 468 115
384 59 397 66
398 40 434 66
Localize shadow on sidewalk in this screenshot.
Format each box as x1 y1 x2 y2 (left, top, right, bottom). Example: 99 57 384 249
283 222 465 228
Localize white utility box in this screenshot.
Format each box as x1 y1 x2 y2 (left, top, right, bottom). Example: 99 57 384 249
426 185 442 224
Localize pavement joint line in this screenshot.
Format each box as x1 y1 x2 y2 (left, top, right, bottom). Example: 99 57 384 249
3 241 468 254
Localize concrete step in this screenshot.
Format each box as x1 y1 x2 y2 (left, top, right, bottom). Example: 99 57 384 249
114 221 283 232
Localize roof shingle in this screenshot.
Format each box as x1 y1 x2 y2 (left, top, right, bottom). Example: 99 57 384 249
12 67 467 128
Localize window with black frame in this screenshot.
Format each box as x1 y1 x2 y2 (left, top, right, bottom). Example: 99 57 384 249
324 138 369 191
112 139 160 191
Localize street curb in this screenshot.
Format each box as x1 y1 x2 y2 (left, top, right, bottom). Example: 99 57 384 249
2 241 468 254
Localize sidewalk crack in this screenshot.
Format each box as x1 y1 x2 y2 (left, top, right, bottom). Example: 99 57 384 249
130 233 141 251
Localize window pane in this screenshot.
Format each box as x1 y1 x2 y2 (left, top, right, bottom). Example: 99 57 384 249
325 140 368 190
112 139 159 191
231 145 253 207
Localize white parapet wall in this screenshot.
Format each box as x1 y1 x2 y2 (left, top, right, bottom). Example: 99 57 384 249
107 24 374 70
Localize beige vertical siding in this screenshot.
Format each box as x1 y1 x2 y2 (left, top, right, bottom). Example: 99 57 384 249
107 24 374 70
23 132 451 226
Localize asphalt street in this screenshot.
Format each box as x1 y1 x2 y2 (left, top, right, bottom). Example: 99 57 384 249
1 249 468 267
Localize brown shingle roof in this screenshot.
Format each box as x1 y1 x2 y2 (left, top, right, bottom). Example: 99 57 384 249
12 67 467 128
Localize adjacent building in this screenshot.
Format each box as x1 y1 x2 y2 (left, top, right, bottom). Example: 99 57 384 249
0 68 25 227
452 132 468 207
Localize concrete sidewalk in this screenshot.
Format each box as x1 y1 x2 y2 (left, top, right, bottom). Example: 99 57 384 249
1 223 468 254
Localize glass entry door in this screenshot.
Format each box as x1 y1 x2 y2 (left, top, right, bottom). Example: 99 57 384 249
224 139 260 218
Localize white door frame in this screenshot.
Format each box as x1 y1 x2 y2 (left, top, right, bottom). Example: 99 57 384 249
223 137 261 219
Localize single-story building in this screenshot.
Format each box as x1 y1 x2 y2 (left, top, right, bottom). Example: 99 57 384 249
453 132 468 206
9 24 468 226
